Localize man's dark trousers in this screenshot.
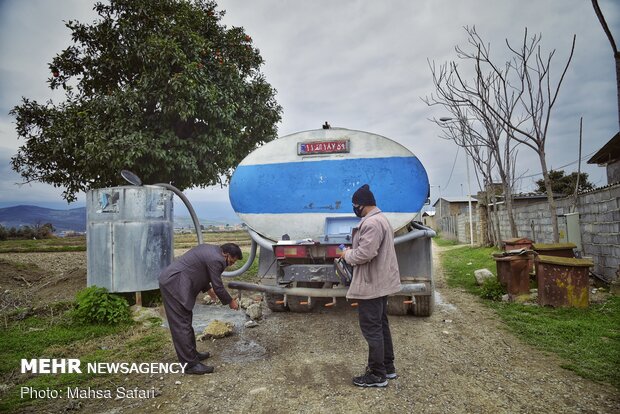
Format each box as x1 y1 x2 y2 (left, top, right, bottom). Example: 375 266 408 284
358 296 394 377
160 286 199 367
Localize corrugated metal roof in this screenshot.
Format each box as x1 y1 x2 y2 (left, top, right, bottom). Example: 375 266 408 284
587 132 620 164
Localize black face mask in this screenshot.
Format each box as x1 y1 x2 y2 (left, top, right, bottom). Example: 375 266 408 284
353 205 364 218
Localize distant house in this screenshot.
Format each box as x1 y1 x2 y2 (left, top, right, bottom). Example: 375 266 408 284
432 196 478 243
587 132 620 185
421 210 436 229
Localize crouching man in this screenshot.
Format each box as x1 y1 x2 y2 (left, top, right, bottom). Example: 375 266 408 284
159 243 241 375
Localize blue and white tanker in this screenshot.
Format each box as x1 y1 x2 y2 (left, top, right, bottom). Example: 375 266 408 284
227 127 435 316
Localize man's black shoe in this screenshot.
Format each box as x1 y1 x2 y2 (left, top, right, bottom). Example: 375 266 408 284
386 371 398 380
352 372 388 387
185 363 214 375
197 351 211 361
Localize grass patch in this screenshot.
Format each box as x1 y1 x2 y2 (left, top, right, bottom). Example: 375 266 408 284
0 237 86 253
440 245 498 294
488 298 620 387
433 235 460 247
0 317 125 375
0 231 252 253
438 244 620 389
0 311 168 412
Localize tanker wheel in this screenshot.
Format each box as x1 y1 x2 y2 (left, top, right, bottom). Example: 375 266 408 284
265 293 287 312
411 294 434 317
287 282 319 313
387 295 410 316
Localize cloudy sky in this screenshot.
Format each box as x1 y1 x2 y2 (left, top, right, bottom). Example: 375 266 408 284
0 0 618 220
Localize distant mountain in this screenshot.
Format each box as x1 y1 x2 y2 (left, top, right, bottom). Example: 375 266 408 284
0 204 240 233
0 205 87 232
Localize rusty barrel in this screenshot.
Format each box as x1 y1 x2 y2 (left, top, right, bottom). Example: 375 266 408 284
492 251 534 296
535 255 593 308
502 237 533 251
532 243 576 258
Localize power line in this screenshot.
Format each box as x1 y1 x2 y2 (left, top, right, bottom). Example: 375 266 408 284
518 150 598 179
443 146 460 189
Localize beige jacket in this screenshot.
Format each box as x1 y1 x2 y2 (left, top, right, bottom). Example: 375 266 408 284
343 207 401 300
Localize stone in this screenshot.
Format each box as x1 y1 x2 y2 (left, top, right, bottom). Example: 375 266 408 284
249 387 267 395
501 294 510 302
513 294 532 304
202 295 217 305
197 320 234 341
474 268 495 285
239 297 254 309
130 305 162 326
246 303 262 320
244 320 259 328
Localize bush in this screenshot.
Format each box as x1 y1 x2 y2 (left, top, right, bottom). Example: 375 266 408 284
480 278 506 301
73 286 131 324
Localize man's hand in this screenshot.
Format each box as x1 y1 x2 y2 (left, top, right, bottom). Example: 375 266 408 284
229 298 239 310
207 288 217 301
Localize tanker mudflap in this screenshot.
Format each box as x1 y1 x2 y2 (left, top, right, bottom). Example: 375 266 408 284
275 294 288 307
324 298 337 308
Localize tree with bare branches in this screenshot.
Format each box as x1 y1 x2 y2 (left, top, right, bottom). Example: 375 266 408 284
426 26 576 242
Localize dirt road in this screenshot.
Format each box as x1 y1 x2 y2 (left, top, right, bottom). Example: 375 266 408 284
4 244 619 413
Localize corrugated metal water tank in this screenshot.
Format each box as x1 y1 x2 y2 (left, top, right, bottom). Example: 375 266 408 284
87 186 174 292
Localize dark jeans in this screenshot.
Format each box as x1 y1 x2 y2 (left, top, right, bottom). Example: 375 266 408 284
357 296 395 377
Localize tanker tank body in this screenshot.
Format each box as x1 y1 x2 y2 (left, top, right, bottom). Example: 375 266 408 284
227 128 436 316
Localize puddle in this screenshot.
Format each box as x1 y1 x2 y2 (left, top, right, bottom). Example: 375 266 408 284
434 290 457 312
162 304 247 333
220 338 267 363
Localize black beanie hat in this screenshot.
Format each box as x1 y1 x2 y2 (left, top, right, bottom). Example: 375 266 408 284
352 184 376 206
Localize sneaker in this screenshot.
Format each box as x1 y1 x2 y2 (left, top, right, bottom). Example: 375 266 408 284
386 371 398 380
352 372 388 388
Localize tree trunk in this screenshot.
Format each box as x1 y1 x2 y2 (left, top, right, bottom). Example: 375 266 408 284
539 151 560 242
616 51 620 130
498 175 518 237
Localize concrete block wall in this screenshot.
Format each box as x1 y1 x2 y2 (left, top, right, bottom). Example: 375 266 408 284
491 183 619 282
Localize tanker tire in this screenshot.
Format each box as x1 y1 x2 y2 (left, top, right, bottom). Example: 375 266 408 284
265 293 288 312
387 295 410 316
411 294 434 317
287 281 321 313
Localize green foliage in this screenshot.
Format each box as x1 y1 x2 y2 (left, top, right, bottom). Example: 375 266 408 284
479 277 505 301
10 0 282 201
488 297 620 388
440 245 499 294
73 286 131 324
0 316 122 375
433 235 459 247
535 169 594 195
0 311 165 412
0 236 85 252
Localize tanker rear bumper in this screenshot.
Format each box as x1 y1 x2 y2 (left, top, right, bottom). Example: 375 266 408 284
227 281 429 297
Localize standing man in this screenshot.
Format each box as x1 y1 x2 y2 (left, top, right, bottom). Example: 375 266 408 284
159 243 241 375
342 184 401 387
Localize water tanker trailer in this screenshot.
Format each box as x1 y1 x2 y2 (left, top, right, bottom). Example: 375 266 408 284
226 128 435 316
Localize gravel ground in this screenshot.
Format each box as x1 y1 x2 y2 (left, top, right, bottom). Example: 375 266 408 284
3 245 619 414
